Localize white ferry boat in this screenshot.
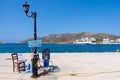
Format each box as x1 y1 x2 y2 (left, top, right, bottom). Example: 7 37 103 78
73 37 96 44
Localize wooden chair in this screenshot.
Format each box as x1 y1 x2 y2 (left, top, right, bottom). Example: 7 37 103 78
11 53 26 73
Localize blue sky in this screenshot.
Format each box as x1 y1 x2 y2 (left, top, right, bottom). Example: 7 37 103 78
0 0 120 43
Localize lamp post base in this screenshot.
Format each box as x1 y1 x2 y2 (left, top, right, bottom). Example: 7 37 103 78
31 54 38 78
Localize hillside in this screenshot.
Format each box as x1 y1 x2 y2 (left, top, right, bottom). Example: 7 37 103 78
20 32 120 43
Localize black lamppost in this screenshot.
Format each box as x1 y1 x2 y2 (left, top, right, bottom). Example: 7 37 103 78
23 2 38 77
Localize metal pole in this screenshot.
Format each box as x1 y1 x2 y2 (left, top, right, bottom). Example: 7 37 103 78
34 12 37 40
32 12 38 77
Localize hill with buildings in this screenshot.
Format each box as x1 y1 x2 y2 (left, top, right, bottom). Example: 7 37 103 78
20 32 120 44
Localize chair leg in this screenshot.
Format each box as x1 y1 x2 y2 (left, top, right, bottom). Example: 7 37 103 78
13 64 15 72
13 66 14 72
17 64 20 73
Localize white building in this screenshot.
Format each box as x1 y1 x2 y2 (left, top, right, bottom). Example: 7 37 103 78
102 38 110 44
116 39 120 43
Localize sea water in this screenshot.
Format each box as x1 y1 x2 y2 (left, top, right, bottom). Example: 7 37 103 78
0 43 120 53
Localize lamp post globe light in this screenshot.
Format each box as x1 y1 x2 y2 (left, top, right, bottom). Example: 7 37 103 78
23 2 38 77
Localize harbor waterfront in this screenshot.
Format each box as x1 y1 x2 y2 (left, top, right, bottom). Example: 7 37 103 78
0 43 120 53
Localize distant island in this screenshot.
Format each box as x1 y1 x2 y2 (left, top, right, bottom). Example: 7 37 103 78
20 32 120 44
0 42 5 44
